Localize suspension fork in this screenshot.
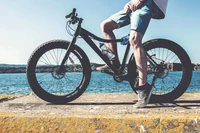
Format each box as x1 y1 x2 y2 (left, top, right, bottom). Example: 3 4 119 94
58 19 83 73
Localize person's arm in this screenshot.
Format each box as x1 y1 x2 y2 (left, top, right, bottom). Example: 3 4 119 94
124 0 146 14
124 1 132 14
130 0 146 11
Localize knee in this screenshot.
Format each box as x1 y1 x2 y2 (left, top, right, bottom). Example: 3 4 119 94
129 36 142 50
100 20 115 33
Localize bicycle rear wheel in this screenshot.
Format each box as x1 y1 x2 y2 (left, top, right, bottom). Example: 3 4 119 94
26 40 91 104
128 39 192 102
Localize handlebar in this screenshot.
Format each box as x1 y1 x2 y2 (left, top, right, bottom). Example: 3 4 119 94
65 8 76 19
65 8 82 24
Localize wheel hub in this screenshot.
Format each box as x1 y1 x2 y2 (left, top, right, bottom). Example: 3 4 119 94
157 68 169 79
51 68 66 79
155 63 169 79
113 74 123 82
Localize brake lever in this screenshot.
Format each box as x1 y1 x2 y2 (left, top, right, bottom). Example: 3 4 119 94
65 13 72 19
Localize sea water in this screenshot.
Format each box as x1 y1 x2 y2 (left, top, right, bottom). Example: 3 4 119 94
0 71 199 94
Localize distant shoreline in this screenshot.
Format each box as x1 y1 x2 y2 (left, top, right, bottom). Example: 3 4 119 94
0 63 103 73
0 63 199 73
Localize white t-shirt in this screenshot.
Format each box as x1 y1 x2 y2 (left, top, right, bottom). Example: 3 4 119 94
153 0 168 19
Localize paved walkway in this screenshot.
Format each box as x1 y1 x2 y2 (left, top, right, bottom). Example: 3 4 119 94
0 93 200 132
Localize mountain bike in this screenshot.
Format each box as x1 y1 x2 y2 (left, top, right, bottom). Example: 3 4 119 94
26 8 192 104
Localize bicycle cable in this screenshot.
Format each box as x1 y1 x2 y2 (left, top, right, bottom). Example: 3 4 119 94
66 21 96 40
66 21 77 37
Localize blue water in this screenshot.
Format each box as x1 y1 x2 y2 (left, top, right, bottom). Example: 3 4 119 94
0 71 199 94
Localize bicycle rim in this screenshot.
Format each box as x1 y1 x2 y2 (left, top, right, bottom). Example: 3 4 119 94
28 42 89 100
144 39 192 101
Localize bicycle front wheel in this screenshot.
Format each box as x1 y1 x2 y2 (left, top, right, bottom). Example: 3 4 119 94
26 40 91 104
129 39 192 102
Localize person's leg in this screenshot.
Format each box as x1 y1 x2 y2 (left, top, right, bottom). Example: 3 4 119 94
96 10 130 71
100 9 130 61
100 19 119 61
129 0 154 108
130 30 153 108
129 31 147 86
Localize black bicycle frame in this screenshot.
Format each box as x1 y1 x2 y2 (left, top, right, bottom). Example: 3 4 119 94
80 28 131 74
80 28 158 74
60 17 158 75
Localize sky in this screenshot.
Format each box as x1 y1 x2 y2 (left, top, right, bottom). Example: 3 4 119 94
0 0 200 65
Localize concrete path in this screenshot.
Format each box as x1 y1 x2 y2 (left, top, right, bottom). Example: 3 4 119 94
0 93 200 132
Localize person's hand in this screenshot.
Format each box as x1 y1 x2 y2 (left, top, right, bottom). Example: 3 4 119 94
130 0 144 11
124 1 132 14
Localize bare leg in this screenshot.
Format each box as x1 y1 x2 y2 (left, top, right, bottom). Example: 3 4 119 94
129 30 147 86
100 19 119 60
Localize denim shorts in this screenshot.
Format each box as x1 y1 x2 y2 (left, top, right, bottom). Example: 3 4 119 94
109 0 158 35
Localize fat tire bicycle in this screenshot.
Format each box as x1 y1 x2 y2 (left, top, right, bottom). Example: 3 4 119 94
26 9 192 104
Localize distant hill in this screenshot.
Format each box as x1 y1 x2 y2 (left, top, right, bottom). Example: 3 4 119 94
0 64 26 68
0 64 26 73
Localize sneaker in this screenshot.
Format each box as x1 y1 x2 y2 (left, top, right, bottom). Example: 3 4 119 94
96 65 110 71
95 60 120 71
133 83 153 108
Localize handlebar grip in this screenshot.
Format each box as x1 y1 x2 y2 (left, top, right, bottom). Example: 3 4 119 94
72 8 76 14
65 8 76 19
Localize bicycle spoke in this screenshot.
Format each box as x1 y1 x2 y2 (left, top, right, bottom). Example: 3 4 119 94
44 53 53 65
34 47 84 96
172 57 179 63
58 49 63 64
38 59 51 66
41 55 51 65
162 48 164 61
52 49 59 65
145 45 185 96
48 50 57 65
167 54 175 63
164 51 173 63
